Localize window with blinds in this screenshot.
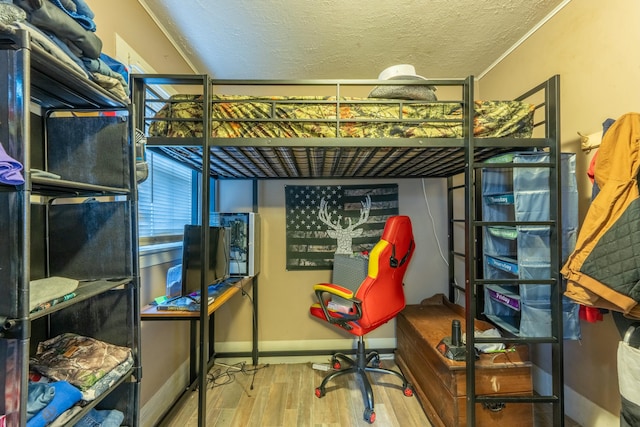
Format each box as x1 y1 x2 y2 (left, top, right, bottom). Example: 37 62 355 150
138 152 197 245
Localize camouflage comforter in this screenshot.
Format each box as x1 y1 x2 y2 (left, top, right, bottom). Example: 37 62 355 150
148 95 535 139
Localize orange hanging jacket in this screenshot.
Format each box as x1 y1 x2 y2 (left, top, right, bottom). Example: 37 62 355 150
561 113 640 318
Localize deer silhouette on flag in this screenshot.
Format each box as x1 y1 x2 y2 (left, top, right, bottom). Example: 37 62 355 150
285 184 398 270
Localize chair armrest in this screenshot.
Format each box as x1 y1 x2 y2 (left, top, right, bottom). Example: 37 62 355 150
313 283 362 328
313 282 354 299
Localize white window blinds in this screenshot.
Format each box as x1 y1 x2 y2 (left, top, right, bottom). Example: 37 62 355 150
138 152 195 240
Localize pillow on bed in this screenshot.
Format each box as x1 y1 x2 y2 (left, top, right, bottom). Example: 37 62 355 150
368 83 438 101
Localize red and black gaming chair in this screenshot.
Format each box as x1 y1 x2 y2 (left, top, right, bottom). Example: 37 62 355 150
309 215 415 424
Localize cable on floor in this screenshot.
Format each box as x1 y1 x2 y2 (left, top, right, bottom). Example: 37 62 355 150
206 361 270 391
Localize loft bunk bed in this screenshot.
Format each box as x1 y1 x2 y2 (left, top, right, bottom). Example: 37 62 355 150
130 75 552 179
130 74 564 426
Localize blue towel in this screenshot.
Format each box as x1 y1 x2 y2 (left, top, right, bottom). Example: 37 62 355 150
0 142 24 185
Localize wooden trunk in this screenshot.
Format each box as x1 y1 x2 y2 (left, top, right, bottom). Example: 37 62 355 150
396 294 533 427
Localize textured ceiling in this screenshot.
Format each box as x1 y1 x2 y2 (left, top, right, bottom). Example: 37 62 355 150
139 0 567 80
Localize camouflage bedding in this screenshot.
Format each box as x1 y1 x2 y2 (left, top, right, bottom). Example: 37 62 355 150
148 95 535 139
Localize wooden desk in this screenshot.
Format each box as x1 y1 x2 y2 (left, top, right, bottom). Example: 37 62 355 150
140 276 258 389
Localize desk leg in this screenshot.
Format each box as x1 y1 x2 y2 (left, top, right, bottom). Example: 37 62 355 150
252 276 258 365
189 319 197 385
209 311 215 362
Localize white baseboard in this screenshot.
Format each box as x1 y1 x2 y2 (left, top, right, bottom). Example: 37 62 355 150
532 365 619 426
213 338 397 365
140 359 190 427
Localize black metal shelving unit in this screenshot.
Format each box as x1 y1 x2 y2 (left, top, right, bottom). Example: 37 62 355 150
0 29 140 426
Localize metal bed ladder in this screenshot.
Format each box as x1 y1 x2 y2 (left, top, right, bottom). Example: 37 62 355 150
450 75 565 426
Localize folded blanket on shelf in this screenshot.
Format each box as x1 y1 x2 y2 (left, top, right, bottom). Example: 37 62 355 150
29 277 79 312
49 0 96 32
15 0 102 58
0 11 130 102
81 353 133 401
30 333 132 392
3 20 89 78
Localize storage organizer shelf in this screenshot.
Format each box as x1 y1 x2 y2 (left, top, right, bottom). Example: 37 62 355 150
481 152 580 339
0 29 140 426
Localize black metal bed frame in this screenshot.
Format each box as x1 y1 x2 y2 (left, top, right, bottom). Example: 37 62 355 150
130 74 565 427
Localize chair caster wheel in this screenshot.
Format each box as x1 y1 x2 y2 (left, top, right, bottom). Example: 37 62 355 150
314 387 324 398
364 408 376 423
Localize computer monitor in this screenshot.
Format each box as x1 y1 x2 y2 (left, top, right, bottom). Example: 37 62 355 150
181 225 231 297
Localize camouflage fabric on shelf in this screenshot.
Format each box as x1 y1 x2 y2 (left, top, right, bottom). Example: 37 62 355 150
30 333 132 392
148 94 535 140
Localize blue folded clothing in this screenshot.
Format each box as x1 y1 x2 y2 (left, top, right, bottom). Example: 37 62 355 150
73 408 124 427
27 381 82 427
26 383 55 421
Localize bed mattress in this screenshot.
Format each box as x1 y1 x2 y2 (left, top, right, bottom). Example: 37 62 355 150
147 95 535 139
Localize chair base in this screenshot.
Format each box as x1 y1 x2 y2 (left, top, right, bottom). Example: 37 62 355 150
314 336 414 424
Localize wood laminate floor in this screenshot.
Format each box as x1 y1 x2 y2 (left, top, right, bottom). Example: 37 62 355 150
160 360 430 427
159 361 582 427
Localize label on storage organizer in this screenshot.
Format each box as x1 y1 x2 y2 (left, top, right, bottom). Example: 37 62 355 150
488 288 521 311
484 193 514 205
486 255 518 275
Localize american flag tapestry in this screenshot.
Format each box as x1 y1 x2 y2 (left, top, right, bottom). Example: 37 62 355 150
285 184 399 270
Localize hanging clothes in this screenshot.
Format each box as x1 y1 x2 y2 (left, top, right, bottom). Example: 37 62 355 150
561 113 640 318
618 326 640 426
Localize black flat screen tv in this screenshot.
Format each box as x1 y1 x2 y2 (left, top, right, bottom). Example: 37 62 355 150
181 225 231 297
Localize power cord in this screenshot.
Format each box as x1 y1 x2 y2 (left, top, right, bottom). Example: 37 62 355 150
207 361 270 395
421 178 462 303
227 281 260 390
